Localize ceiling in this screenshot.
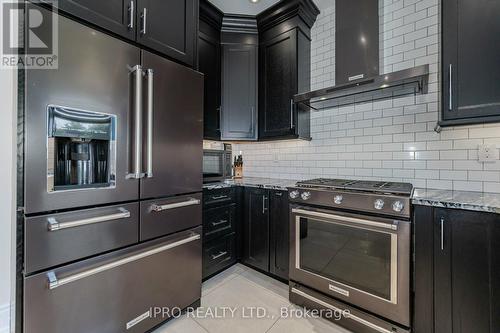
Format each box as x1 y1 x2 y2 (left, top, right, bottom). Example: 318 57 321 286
207 0 332 15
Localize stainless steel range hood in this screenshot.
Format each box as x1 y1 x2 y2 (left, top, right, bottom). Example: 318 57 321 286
294 64 429 111
295 0 429 111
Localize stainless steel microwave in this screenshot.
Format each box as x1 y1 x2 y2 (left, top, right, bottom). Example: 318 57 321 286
203 143 232 183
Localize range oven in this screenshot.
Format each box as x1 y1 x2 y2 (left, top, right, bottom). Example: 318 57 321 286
203 142 232 183
287 179 413 333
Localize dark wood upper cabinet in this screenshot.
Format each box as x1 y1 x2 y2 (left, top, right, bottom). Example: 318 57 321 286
57 0 136 39
269 190 289 280
56 0 197 66
242 187 269 272
414 205 500 333
441 0 500 126
136 0 197 66
257 0 319 140
198 0 223 140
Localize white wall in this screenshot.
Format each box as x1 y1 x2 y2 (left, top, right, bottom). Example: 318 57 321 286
234 0 500 193
0 65 17 332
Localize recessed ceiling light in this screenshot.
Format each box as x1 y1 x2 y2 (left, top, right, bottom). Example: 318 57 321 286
249 0 260 3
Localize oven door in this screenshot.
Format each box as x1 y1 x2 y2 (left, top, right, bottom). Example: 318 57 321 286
290 205 410 327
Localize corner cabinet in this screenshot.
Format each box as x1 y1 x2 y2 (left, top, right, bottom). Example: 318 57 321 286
440 0 500 126
198 0 223 140
257 0 319 140
56 0 198 67
414 205 500 333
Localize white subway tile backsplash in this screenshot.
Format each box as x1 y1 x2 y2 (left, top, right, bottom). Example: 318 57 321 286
234 0 500 193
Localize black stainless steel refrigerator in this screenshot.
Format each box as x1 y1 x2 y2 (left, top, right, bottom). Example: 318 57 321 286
22 6 203 333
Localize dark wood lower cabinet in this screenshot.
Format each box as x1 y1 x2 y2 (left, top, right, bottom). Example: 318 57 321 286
269 190 289 280
414 205 500 333
242 188 270 271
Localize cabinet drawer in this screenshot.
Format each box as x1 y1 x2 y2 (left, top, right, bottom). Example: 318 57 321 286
25 203 139 274
24 227 202 333
203 204 236 241
203 233 236 279
140 193 202 241
203 187 236 207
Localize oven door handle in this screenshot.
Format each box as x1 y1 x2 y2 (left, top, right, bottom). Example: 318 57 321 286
291 208 398 231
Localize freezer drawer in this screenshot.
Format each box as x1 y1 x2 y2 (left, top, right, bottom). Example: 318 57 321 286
203 203 236 241
140 193 202 241
25 203 139 274
24 227 202 333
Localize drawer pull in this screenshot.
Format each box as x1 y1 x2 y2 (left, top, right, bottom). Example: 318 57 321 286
211 219 228 227
47 233 201 290
211 195 228 201
211 251 228 260
151 198 200 212
47 208 130 232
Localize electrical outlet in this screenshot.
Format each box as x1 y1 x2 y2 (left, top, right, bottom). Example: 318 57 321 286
478 145 499 162
273 153 279 163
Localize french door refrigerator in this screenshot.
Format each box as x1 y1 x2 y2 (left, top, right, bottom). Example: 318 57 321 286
22 6 203 333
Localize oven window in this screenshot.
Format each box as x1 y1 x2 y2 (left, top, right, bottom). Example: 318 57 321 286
298 217 392 300
203 153 223 177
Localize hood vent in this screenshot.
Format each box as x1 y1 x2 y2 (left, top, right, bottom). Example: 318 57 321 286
295 65 429 110
294 0 429 111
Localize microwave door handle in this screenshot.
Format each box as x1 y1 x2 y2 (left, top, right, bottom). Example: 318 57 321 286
145 68 154 178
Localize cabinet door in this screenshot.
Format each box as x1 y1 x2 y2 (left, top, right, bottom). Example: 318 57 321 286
221 44 258 140
442 0 500 122
136 0 196 66
434 208 500 333
198 30 221 140
243 188 269 271
259 29 298 139
269 190 289 280
57 0 135 40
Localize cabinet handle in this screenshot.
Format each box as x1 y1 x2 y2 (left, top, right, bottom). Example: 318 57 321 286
448 64 452 111
211 219 228 227
211 195 228 201
262 196 268 214
211 251 228 260
140 8 147 35
440 217 444 251
127 1 134 29
290 99 294 129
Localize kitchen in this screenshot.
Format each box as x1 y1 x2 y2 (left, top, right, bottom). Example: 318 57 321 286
0 0 499 332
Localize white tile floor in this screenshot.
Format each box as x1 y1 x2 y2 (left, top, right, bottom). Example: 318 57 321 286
154 264 351 333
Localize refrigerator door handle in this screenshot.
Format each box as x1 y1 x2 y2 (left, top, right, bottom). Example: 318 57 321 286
47 232 201 289
128 65 145 179
146 68 154 178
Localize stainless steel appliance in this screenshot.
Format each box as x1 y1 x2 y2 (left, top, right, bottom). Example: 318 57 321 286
288 179 413 333
203 142 232 183
22 6 203 333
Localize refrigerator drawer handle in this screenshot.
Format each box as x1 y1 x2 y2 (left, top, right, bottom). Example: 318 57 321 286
145 68 154 178
291 208 398 231
47 208 130 232
211 219 228 226
151 198 201 212
47 233 201 290
211 251 228 260
290 288 392 333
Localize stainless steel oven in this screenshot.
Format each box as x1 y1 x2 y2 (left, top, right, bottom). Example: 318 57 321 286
290 204 411 327
203 143 232 183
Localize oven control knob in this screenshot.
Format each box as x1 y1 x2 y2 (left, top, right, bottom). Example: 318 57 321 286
392 201 405 212
333 195 343 204
301 191 312 200
289 190 300 199
374 199 385 210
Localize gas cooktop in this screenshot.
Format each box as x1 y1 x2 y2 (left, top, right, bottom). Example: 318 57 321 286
295 178 413 196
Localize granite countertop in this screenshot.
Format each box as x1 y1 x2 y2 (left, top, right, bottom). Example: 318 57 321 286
203 177 297 191
412 188 500 214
